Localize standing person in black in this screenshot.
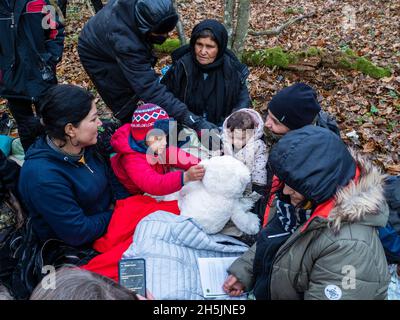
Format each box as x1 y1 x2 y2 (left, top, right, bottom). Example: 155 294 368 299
78 0 217 133
0 0 65 152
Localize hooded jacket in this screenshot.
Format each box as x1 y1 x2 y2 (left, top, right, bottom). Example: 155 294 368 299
110 124 199 196
228 126 390 300
18 137 113 247
0 0 64 100
222 109 267 187
161 20 250 126
78 0 201 128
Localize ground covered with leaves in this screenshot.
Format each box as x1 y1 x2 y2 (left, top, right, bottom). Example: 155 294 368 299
1 0 399 173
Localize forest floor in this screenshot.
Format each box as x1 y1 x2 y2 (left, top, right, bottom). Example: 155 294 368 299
1 0 399 173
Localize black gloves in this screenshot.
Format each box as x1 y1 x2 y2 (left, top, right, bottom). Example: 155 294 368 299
181 112 221 151
181 111 218 132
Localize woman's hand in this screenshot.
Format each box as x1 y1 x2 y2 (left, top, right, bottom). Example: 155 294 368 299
223 274 245 296
184 165 205 183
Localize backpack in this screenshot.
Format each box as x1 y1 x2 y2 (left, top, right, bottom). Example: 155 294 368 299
315 110 341 136
378 176 400 264
1 218 99 300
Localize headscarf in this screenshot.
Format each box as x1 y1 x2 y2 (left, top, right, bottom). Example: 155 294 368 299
187 19 230 125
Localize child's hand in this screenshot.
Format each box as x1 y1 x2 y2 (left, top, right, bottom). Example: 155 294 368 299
184 165 205 183
223 275 245 297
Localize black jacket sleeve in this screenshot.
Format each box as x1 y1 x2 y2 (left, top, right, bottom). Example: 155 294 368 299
109 30 200 128
231 79 251 112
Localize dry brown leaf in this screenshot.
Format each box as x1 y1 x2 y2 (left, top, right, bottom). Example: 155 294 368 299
363 141 376 153
386 164 400 174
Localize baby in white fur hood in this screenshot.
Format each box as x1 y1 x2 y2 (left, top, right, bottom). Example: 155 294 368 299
222 109 268 199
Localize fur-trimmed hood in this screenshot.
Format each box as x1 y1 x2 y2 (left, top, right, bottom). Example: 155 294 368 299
328 149 389 232
269 125 388 232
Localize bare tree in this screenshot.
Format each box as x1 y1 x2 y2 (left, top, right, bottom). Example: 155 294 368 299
223 0 236 49
224 0 250 58
173 0 187 45
230 0 250 60
223 0 320 59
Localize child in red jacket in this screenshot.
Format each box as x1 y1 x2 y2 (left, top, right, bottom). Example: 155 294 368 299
110 104 204 196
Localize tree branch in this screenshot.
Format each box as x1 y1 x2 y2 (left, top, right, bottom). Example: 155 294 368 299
248 11 316 36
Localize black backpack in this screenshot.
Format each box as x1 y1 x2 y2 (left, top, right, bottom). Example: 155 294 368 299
1 218 99 300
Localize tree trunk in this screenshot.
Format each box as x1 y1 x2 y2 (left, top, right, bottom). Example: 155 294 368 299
173 0 187 45
223 0 236 49
231 0 250 59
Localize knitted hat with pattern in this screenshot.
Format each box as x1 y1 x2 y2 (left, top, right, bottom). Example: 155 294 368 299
130 103 169 141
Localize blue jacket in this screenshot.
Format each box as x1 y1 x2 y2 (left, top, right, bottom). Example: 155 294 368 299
19 137 113 246
0 0 65 100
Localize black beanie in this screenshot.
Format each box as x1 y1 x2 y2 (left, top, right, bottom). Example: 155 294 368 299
268 83 321 130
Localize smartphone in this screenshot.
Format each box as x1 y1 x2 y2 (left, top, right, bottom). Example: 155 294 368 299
118 258 146 297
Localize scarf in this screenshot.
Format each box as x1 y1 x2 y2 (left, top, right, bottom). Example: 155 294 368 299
275 198 312 235
253 197 313 300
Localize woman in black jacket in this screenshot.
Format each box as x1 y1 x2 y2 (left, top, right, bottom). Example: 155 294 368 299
161 19 251 127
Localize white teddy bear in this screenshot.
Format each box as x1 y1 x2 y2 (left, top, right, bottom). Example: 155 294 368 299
178 155 260 235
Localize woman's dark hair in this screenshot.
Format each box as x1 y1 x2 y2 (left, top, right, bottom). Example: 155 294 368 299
40 84 94 144
227 111 255 131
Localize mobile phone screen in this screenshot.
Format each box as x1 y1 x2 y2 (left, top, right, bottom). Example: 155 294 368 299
118 258 146 297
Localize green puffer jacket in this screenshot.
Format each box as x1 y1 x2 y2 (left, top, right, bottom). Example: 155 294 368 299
228 152 390 300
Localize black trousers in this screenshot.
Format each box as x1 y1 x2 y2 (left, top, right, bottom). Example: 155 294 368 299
58 0 104 17
78 44 138 124
7 99 43 153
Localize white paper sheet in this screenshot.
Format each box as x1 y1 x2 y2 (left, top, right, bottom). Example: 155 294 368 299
197 257 247 299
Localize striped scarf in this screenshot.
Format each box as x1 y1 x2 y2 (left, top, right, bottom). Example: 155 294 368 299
276 199 313 234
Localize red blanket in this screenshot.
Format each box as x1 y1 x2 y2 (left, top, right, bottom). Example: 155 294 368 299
81 195 180 281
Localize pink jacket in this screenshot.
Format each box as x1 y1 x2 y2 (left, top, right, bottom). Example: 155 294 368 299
110 124 199 196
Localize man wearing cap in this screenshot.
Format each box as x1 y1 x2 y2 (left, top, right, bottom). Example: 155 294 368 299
264 82 340 144
260 83 339 223
78 0 217 133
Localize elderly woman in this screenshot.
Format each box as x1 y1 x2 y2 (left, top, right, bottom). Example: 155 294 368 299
223 125 390 300
161 19 251 127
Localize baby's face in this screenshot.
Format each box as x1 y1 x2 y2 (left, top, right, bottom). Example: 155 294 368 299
229 129 254 150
